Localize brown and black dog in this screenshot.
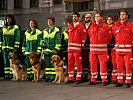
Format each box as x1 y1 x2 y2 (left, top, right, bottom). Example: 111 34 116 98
9 52 27 81
51 55 68 83
29 52 46 82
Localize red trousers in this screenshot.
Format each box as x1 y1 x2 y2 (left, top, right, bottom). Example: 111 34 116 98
116 53 132 84
90 53 109 83
68 52 82 81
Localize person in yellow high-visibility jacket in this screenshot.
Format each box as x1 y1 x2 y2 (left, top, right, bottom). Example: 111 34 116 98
22 19 42 81
0 14 20 79
40 17 61 82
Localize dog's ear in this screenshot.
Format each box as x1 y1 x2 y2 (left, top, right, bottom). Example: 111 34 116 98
57 56 60 61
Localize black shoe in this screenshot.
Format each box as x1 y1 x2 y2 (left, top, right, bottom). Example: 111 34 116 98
49 79 54 82
111 81 117 84
82 78 88 82
115 82 123 87
125 83 131 88
66 80 74 84
102 82 108 86
28 77 33 81
44 78 50 82
75 80 82 84
89 81 96 85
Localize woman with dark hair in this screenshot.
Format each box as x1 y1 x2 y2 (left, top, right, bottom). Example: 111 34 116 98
22 19 42 81
0 14 20 79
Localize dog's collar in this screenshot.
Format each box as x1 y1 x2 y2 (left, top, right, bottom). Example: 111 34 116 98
31 61 40 66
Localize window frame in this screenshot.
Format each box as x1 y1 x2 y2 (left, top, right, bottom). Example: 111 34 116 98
53 0 62 5
14 0 22 9
0 0 7 10
30 0 39 8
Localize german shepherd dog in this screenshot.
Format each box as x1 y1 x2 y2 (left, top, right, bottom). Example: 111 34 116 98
9 52 27 81
51 55 68 83
29 52 46 82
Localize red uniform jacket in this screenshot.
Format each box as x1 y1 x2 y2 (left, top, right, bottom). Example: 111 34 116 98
88 20 112 54
113 19 133 54
67 21 86 53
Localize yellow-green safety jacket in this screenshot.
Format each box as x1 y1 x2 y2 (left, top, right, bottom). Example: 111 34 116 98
0 25 20 51
41 25 61 55
22 28 42 54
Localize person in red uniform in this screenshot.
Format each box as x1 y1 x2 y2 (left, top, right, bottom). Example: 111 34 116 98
113 9 133 88
106 16 117 84
88 11 112 86
67 12 86 84
82 13 92 82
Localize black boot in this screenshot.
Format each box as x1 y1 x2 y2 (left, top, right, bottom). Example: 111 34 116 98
102 82 108 86
115 82 123 87
66 80 74 84
75 80 82 84
125 83 131 88
111 81 117 84
49 79 54 82
44 78 50 82
89 81 97 85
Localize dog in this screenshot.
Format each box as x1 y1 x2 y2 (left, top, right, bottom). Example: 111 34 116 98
29 52 46 82
9 52 27 81
51 55 68 83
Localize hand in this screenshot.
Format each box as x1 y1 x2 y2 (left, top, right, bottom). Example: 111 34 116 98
0 50 2 52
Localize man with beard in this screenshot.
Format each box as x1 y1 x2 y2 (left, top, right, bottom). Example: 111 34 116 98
67 12 86 84
82 13 92 82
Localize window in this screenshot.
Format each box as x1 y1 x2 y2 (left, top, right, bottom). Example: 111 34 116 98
14 0 22 9
73 1 94 12
0 0 7 10
30 0 38 7
53 0 62 5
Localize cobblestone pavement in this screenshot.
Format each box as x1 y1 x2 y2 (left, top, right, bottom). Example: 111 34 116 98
0 80 133 100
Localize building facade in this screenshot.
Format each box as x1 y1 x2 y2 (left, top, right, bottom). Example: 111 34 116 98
0 0 66 30
99 0 133 21
0 0 95 30
1 0 132 30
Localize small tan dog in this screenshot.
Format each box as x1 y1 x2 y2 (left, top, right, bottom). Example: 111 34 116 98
51 55 68 83
9 52 27 81
29 52 46 82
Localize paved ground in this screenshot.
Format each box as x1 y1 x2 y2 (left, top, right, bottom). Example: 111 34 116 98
0 80 133 100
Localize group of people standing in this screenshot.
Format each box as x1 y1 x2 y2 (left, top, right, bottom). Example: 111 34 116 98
0 9 133 88
0 15 62 82
67 9 133 88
